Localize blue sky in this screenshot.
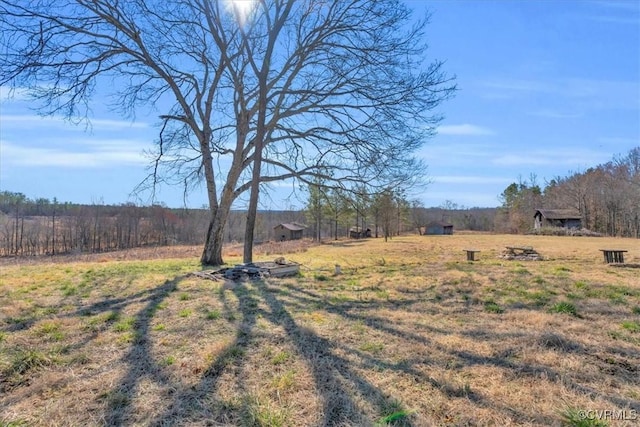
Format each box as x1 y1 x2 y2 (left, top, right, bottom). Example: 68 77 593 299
1 0 638 209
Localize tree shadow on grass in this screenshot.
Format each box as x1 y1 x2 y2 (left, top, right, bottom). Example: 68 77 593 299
100 275 288 425
0 275 187 423
255 280 411 426
138 278 559 425
324 240 369 248
280 282 640 419
36 271 635 426
161 281 261 425
273 283 545 424
135 278 411 426
100 276 183 426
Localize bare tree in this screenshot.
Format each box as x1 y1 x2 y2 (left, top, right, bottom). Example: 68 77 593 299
410 199 427 235
305 177 326 241
1 0 454 265
497 179 542 233
324 187 351 240
376 188 396 241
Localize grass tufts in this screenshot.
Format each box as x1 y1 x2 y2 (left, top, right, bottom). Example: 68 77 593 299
376 399 412 426
113 316 136 332
561 407 609 427
621 321 640 333
3 348 56 382
484 300 504 314
574 280 588 289
206 309 222 320
0 420 29 427
270 351 291 365
359 342 384 354
34 321 64 341
550 301 578 317
241 395 288 427
99 390 130 409
270 369 297 392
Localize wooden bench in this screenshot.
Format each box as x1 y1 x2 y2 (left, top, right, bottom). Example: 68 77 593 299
463 249 480 261
599 249 627 264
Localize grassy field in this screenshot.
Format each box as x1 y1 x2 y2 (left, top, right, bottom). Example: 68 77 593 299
1 234 639 426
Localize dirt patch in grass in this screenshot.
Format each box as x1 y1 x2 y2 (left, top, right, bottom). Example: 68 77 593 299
1 234 638 425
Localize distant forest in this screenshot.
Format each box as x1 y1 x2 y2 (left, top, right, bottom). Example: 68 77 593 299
495 147 639 238
0 192 494 257
1 148 637 257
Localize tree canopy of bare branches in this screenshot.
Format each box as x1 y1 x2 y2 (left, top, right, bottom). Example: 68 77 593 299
1 0 455 265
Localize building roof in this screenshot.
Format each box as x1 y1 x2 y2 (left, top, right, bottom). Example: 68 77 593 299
274 223 306 231
426 221 453 227
534 209 581 220
349 226 371 232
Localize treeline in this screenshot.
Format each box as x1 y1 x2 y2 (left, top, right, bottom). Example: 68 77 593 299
0 193 306 257
0 188 497 257
6 147 635 258
304 183 495 241
496 147 640 237
0 194 204 256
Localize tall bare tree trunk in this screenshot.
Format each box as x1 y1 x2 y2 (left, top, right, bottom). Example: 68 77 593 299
243 161 261 264
202 213 226 266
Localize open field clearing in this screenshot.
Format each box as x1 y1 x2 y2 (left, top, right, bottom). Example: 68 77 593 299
1 234 639 426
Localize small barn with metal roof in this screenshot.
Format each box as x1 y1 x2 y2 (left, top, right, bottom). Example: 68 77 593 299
533 209 581 230
425 221 454 235
274 223 306 241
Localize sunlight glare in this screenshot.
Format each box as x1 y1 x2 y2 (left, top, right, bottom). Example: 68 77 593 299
225 0 257 25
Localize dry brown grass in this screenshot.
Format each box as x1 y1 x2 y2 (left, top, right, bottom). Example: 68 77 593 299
1 234 639 426
0 239 315 268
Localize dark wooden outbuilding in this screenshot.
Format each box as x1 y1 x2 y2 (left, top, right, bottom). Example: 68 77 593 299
273 223 306 241
349 226 371 238
533 209 581 230
425 221 453 235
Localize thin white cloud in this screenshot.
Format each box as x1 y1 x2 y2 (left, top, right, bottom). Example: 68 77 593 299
1 140 149 168
0 114 149 130
0 86 30 101
493 149 609 167
482 79 553 93
493 154 556 166
598 137 640 145
422 190 501 208
529 110 582 119
437 124 495 136
89 118 150 129
421 141 497 160
432 175 512 185
265 180 297 188
481 78 639 110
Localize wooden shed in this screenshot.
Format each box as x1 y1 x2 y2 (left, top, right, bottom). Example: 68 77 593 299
425 221 453 235
349 226 372 239
533 209 581 230
274 223 306 241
